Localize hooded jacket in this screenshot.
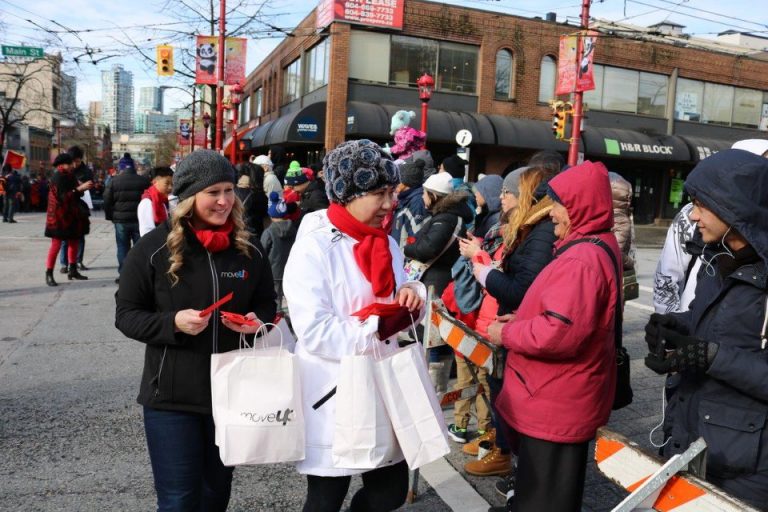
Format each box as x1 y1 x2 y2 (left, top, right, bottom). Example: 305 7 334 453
404 192 474 295
663 149 768 508
260 219 298 280
496 161 619 443
609 172 636 272
115 222 276 414
391 186 430 249
473 175 503 239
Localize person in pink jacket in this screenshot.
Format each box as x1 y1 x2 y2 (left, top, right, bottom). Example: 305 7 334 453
487 160 620 512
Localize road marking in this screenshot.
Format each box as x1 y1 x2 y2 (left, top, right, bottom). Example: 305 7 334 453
419 458 491 512
627 301 654 313
639 285 654 293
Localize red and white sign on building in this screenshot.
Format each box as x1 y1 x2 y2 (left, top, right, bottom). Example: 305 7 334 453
555 31 597 95
316 0 405 30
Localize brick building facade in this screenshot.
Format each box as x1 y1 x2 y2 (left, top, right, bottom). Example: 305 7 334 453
235 0 768 222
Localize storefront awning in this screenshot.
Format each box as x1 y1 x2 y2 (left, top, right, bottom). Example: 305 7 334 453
242 102 327 148
486 115 576 152
346 101 496 145
677 135 735 162
581 127 690 162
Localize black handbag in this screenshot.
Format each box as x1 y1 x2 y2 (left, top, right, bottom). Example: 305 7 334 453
556 236 633 410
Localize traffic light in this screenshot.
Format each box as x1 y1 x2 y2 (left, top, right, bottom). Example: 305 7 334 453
550 100 572 140
156 45 174 76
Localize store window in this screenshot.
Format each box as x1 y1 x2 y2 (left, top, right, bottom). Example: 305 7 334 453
438 42 477 93
283 59 301 104
495 49 513 99
603 67 639 113
732 87 761 128
304 39 329 93
254 88 263 117
702 82 734 125
240 95 250 124
675 78 704 121
583 64 604 109
349 31 390 84
390 35 438 88
537 55 557 103
638 72 667 117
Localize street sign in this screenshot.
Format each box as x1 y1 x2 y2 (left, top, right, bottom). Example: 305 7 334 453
1 45 44 58
455 129 472 147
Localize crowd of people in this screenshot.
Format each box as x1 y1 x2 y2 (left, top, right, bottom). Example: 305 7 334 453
21 129 768 511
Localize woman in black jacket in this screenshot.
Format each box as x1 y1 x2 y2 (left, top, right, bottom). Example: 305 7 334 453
404 171 474 397
115 150 276 512
235 162 268 236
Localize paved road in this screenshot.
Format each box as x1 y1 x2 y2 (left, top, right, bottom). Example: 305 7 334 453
0 212 665 511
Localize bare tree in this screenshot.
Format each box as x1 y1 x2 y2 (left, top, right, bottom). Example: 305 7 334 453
0 56 66 155
154 132 178 167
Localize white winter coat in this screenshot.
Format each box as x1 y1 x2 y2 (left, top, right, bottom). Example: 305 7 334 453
283 218 426 476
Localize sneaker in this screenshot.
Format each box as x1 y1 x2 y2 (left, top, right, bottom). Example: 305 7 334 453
463 428 496 456
447 424 468 444
464 447 513 476
495 475 516 499
59 266 69 274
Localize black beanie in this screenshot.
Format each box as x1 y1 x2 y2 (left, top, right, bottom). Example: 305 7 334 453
53 153 73 167
172 149 236 201
400 159 426 188
441 155 466 179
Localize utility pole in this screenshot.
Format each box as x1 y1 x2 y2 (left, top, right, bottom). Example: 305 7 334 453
215 0 226 151
568 0 591 166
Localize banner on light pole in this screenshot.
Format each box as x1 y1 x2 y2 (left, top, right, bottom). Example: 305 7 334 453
556 31 597 95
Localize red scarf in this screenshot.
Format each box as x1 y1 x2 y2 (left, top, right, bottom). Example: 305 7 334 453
327 203 395 298
141 186 168 226
190 219 233 253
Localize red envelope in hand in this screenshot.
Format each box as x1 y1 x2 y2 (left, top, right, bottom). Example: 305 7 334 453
351 302 406 321
472 251 492 265
199 291 233 317
220 311 260 327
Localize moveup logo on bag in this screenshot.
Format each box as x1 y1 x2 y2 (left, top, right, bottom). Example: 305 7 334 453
241 408 294 426
221 269 248 280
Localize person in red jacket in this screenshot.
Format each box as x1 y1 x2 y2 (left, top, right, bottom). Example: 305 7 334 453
487 160 619 512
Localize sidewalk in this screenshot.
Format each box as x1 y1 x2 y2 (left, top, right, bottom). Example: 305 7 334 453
634 224 668 248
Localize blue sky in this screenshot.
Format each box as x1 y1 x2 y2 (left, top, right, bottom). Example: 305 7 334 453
0 0 764 112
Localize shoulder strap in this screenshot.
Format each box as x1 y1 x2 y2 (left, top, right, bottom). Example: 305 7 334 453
557 237 623 349
424 217 464 267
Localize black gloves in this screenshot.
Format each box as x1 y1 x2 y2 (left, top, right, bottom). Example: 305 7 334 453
644 313 688 355
644 329 719 376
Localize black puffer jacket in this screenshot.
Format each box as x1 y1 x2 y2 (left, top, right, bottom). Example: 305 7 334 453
300 179 329 216
661 150 768 508
486 206 557 315
115 222 277 414
404 192 474 295
103 169 150 223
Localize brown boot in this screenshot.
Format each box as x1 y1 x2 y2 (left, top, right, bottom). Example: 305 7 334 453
463 428 496 456
464 447 512 476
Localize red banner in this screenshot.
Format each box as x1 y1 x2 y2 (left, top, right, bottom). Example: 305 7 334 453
576 31 597 93
195 36 247 86
193 120 206 147
3 150 25 169
316 0 404 30
178 119 192 146
555 31 597 95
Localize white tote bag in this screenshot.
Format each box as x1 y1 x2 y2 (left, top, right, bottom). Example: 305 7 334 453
373 343 450 469
210 328 304 466
332 353 400 469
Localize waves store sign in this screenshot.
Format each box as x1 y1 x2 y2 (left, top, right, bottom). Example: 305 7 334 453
316 0 405 30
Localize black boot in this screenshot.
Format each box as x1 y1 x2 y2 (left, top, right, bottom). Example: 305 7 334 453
45 269 58 287
68 264 88 280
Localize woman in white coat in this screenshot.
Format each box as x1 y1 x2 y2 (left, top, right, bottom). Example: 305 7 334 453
284 139 426 512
